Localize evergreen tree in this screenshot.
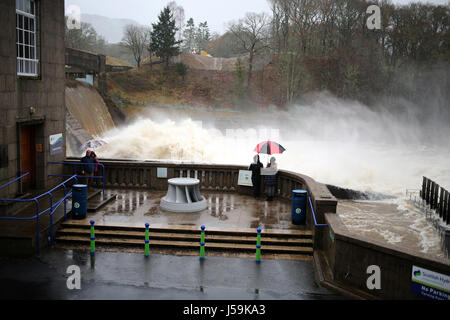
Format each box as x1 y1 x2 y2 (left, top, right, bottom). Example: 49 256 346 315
196 22 211 51
150 6 181 66
182 18 196 52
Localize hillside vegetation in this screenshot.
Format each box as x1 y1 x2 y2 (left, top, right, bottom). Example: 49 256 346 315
107 55 281 112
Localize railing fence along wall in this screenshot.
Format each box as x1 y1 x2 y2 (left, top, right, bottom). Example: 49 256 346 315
419 177 450 258
421 177 449 225
0 175 78 254
66 159 309 199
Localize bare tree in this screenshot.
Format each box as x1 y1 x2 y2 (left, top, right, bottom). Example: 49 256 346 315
122 24 149 68
228 12 271 89
168 1 186 42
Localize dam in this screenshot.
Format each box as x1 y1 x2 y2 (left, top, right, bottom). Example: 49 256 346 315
43 72 450 299
1 17 448 301
1 70 448 300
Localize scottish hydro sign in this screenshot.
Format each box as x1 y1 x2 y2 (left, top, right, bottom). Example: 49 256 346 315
50 133 63 156
412 266 450 300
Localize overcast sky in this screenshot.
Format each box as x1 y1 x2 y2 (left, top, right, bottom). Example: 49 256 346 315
65 0 449 34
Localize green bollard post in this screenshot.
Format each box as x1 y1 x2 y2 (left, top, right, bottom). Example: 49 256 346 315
90 220 95 255
200 225 206 261
256 227 262 263
145 223 150 258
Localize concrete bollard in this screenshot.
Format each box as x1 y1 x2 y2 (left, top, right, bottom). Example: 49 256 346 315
256 227 262 263
200 225 206 261
145 223 150 258
90 220 95 255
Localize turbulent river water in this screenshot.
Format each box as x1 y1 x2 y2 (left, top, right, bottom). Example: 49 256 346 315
72 94 450 258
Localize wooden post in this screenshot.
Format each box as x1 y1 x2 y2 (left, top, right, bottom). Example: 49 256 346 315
430 181 435 209
445 190 449 225
439 188 444 218
425 178 431 205
421 177 426 200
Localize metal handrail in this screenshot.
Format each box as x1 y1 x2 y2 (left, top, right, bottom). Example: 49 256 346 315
48 161 105 196
309 196 328 227
0 175 78 253
0 172 30 191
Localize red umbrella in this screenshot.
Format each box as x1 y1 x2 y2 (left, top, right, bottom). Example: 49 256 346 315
254 141 286 155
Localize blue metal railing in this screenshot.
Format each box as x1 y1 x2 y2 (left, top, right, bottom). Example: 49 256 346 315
0 175 78 254
48 161 105 196
0 172 30 191
309 196 329 227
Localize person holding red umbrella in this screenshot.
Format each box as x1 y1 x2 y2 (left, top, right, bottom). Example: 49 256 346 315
254 140 285 202
264 157 278 201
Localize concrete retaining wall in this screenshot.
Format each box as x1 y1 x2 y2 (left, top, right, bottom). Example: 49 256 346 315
321 213 450 299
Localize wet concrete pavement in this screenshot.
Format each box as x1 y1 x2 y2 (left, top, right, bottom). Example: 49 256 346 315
86 189 306 233
0 248 344 300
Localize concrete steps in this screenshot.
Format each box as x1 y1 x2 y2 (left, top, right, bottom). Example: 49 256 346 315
55 222 314 258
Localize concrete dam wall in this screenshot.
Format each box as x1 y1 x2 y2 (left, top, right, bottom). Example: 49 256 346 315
65 80 116 157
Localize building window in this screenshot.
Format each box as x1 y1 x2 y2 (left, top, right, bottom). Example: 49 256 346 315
16 0 38 77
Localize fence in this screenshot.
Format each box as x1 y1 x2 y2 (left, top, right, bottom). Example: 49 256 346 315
417 177 450 258
0 172 29 193
420 177 449 225
0 175 78 254
48 161 105 196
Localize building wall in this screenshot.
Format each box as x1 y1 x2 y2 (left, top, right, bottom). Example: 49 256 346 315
0 0 66 199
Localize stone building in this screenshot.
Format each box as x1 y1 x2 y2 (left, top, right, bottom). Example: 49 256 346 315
0 0 66 200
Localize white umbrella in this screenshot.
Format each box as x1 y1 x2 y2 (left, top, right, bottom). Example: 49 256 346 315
80 139 108 151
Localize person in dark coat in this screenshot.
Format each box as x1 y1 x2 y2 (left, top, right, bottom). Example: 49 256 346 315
249 154 263 199
80 150 96 187
90 151 100 174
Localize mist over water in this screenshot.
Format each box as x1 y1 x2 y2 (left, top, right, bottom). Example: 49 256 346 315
92 92 450 197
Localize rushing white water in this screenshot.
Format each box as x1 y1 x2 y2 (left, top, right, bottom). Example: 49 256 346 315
93 93 450 196
338 198 446 258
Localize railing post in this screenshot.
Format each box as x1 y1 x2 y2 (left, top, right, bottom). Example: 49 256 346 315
445 230 450 259
445 190 449 225
256 227 262 264
200 225 206 261
49 193 53 245
90 220 95 255
421 177 426 200
35 199 40 254
63 184 67 222
425 178 431 205
102 165 105 197
145 222 150 258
